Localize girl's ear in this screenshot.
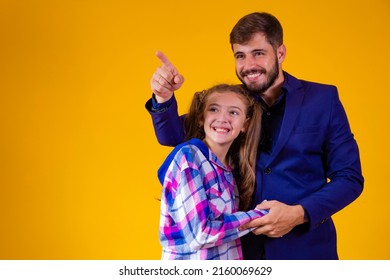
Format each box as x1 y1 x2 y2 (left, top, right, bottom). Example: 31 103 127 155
241 117 250 133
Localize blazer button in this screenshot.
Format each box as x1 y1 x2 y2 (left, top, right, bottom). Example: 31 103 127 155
264 168 272 174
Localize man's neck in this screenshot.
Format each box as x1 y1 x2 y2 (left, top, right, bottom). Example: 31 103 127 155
261 71 284 107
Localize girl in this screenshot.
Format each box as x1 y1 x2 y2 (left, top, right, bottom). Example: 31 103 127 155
157 84 266 260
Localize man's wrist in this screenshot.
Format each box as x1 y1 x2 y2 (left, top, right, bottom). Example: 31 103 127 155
294 204 308 225
154 93 173 104
151 93 174 112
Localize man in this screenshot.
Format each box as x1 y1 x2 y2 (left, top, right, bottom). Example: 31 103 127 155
146 12 364 259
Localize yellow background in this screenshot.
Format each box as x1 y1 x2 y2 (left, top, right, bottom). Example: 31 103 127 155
1 0 389 260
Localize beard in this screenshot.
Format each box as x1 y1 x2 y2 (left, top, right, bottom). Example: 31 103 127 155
236 55 279 95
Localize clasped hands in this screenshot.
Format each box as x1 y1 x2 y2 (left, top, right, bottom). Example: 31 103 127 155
240 200 307 238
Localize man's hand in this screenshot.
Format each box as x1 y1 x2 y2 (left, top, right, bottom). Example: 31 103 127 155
150 50 184 103
240 200 307 238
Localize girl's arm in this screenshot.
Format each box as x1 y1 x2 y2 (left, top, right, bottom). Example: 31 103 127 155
167 166 267 251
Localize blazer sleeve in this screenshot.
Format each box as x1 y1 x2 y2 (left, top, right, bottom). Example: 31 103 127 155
298 87 364 230
145 94 186 146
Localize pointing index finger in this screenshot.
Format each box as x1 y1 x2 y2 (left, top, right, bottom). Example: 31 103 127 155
156 50 173 67
155 50 178 76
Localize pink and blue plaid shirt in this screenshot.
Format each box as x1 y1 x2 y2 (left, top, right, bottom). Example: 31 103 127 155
158 138 267 260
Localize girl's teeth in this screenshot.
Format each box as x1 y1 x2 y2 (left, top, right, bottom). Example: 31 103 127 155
214 128 229 132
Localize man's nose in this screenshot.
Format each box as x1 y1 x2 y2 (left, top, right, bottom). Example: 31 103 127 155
244 56 257 69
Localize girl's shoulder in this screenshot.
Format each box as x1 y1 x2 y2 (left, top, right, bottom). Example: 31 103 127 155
170 138 208 160
158 138 210 184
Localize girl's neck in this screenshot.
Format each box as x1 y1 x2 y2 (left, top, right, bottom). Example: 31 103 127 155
203 140 230 167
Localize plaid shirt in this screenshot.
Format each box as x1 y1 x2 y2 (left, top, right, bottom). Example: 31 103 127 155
158 138 267 260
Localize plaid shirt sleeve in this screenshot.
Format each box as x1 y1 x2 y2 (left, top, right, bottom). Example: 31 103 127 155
165 154 267 251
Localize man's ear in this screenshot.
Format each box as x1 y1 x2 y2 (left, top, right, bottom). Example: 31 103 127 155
277 44 286 63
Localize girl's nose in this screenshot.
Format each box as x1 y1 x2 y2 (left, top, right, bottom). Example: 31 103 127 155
216 112 229 122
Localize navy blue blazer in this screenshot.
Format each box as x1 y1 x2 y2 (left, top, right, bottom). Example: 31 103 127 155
146 72 364 259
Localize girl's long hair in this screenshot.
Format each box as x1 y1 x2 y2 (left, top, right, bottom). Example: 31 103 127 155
184 84 262 210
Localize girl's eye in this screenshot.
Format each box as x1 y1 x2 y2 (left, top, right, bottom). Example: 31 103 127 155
208 107 218 112
230 111 239 116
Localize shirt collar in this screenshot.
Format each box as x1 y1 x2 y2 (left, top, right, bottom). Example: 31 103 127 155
188 138 232 172
249 71 291 109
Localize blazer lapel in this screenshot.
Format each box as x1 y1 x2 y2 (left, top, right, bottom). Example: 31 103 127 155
268 73 305 164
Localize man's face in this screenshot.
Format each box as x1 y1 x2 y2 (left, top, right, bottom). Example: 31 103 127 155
233 33 282 94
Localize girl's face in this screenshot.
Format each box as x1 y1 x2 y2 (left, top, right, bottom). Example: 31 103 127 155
202 91 249 150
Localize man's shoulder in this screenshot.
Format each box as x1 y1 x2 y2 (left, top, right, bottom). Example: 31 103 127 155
285 71 337 92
